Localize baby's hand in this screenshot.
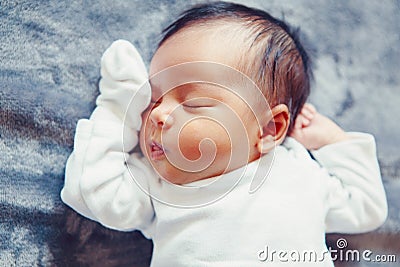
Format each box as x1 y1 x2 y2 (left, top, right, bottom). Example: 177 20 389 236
289 103 350 150
93 40 150 128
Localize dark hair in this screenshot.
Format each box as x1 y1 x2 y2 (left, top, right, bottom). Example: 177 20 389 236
159 1 312 133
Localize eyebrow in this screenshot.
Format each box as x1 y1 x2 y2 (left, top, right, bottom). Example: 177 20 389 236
182 83 230 103
150 81 225 102
181 82 222 94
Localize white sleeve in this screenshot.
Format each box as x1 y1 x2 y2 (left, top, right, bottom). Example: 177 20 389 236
60 40 154 237
311 132 388 233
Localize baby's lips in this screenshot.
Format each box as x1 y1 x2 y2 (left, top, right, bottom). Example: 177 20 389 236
150 140 165 152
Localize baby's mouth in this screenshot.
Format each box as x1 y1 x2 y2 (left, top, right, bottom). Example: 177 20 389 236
150 140 165 160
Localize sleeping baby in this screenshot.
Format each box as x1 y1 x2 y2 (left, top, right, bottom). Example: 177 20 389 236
61 2 387 266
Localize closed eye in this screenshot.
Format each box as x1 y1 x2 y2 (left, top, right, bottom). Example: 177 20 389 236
182 98 216 108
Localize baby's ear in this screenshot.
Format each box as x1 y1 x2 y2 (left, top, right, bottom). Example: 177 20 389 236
257 104 290 154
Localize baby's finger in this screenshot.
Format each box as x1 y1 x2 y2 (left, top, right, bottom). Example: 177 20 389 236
304 103 317 114
302 117 310 127
301 104 316 121
294 114 311 129
301 108 314 121
294 114 304 129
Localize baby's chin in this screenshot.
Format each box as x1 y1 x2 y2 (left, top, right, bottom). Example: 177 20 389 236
150 162 218 185
154 166 202 185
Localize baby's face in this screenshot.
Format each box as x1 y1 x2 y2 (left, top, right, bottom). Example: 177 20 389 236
139 27 264 184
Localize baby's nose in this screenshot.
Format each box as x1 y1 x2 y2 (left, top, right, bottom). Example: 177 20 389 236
149 102 175 129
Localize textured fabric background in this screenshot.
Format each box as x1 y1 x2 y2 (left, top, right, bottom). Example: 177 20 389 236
1 0 399 266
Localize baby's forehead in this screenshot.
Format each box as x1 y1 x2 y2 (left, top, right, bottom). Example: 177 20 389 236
153 83 230 100
150 59 255 96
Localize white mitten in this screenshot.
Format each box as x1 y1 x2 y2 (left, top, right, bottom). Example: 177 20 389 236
92 39 151 130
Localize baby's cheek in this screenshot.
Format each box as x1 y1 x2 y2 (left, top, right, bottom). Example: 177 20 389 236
178 119 231 161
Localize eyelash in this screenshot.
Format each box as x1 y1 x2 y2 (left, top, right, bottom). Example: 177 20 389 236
183 98 216 108
150 100 212 109
182 103 212 108
183 103 213 109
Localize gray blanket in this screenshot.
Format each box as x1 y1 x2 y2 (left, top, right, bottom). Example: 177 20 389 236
1 1 399 266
